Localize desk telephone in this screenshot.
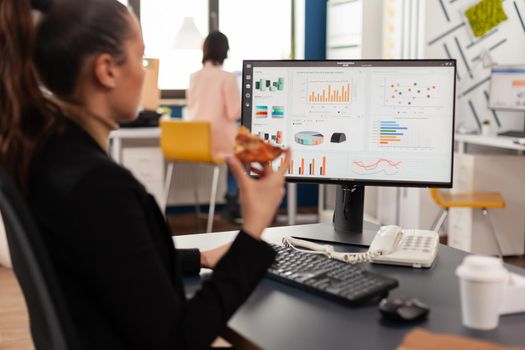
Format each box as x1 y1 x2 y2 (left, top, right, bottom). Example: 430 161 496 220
283 225 439 268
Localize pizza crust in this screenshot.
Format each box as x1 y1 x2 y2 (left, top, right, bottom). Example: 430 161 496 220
234 126 284 164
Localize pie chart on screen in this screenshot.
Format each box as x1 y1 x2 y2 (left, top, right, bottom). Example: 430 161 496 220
294 131 324 145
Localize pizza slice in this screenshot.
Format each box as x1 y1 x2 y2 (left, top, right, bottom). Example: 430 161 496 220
234 126 284 164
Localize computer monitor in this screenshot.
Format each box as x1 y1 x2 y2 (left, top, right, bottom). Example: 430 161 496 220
241 60 456 245
489 65 525 138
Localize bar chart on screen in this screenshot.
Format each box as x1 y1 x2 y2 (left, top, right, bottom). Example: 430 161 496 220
286 156 323 176
307 80 352 104
256 130 284 145
370 117 440 151
271 106 285 118
376 120 407 145
285 156 327 176
255 105 268 118
282 153 349 178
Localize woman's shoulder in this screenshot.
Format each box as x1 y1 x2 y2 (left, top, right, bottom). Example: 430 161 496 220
30 122 143 199
197 64 235 78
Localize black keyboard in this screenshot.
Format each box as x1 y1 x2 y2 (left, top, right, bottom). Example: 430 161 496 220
268 244 399 305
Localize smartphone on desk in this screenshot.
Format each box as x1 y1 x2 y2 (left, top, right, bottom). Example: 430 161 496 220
369 225 439 268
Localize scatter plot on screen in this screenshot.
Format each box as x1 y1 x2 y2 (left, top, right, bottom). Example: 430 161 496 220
384 79 441 107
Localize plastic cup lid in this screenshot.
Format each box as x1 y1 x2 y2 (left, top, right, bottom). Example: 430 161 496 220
456 255 508 283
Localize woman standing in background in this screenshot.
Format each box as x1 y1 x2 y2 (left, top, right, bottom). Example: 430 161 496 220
186 31 242 223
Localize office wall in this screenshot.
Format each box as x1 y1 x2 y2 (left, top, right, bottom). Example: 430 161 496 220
425 0 525 132
294 0 306 59
326 0 362 59
326 0 384 59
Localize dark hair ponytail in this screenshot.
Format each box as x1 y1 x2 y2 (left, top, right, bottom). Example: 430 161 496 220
0 0 56 189
0 0 132 189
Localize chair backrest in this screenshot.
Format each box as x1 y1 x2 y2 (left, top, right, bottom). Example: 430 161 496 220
0 166 80 350
160 119 217 163
428 188 446 207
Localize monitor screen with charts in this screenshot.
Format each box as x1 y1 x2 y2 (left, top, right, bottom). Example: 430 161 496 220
241 60 456 188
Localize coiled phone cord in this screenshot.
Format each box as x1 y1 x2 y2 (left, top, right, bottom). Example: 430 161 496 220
281 236 382 264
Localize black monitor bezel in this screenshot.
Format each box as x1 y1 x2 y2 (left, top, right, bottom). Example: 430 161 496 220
241 59 456 189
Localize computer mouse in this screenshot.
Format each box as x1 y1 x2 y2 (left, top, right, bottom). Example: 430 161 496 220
379 297 430 323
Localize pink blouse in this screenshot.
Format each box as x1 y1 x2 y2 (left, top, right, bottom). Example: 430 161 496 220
186 62 241 159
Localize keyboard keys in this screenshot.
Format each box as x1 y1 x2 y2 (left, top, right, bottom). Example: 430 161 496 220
267 243 399 305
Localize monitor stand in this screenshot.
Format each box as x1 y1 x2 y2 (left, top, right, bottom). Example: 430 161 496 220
291 185 379 247
498 113 525 138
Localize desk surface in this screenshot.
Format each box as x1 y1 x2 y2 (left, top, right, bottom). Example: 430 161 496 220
109 127 160 139
455 133 525 151
175 223 525 350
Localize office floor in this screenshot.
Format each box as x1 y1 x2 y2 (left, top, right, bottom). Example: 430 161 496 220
0 268 34 350
166 207 320 235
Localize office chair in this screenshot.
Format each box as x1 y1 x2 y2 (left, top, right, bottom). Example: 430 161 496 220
429 188 505 257
160 119 224 233
0 166 81 350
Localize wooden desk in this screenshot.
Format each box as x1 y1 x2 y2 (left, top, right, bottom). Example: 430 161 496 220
0 267 34 350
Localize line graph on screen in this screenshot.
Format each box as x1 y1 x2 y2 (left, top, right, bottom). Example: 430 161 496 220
351 158 402 175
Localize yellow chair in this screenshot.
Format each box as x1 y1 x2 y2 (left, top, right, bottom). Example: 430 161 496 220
429 188 505 256
160 119 223 233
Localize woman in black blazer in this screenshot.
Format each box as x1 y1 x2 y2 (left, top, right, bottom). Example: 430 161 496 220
0 0 290 349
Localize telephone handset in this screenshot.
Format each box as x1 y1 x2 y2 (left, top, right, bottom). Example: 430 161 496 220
282 225 439 268
368 225 404 255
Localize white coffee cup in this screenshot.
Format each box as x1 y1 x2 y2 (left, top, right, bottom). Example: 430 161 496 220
456 255 508 330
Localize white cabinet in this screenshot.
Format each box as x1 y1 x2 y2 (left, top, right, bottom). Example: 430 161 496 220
164 163 227 207
448 154 525 256
122 147 165 207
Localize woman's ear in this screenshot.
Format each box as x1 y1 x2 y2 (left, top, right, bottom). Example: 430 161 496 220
93 53 117 89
